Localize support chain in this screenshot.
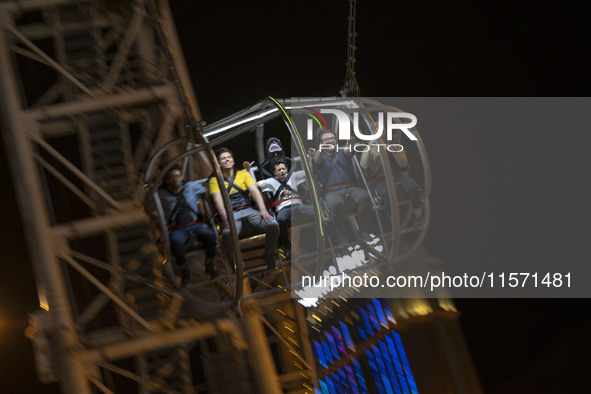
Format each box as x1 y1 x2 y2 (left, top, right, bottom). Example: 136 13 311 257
342 0 360 97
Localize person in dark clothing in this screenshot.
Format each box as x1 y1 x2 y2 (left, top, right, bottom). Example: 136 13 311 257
309 130 372 246
156 165 217 283
359 139 425 229
253 159 314 258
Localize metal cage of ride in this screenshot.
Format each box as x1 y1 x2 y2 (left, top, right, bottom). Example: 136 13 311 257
143 96 430 307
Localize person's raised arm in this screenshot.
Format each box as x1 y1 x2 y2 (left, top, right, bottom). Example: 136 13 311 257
343 134 355 157
359 139 376 169
242 161 254 171
309 146 323 164
242 161 264 188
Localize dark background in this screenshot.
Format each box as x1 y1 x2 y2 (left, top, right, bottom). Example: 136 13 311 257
2 0 590 392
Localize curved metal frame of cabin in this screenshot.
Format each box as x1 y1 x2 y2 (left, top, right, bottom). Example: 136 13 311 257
143 96 431 304
143 138 242 310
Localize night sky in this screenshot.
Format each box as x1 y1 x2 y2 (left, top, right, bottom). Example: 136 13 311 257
2 1 591 392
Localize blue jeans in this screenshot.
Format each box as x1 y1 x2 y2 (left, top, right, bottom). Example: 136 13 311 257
169 222 216 268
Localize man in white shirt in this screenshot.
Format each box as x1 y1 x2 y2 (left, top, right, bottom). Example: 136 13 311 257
254 159 314 257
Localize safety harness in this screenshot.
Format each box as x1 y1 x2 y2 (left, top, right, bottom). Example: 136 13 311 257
224 172 255 211
165 188 208 231
319 152 359 191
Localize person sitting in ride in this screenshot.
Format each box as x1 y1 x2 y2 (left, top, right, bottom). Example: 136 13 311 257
308 129 373 247
209 147 280 270
245 158 314 259
154 165 218 284
359 137 425 229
